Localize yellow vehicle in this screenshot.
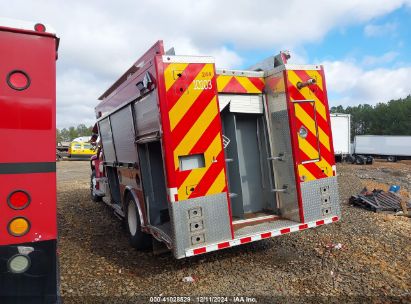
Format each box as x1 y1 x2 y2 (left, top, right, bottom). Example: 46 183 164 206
68 141 96 159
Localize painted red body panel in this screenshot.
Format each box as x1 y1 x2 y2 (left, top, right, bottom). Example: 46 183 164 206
0 27 58 245
0 172 57 245
0 30 57 163
154 56 177 191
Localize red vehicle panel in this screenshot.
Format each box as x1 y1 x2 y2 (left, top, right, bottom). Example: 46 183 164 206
0 29 57 163
0 172 57 245
0 21 59 300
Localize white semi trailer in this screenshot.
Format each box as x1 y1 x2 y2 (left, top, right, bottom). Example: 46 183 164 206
330 113 351 161
354 135 411 162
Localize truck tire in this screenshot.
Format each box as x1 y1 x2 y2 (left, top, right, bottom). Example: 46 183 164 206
355 155 366 165
387 156 397 162
90 170 102 202
126 194 151 250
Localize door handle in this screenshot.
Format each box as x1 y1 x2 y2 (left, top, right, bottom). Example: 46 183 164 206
268 153 284 161
271 185 288 193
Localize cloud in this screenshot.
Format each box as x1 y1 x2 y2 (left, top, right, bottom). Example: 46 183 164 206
1 0 411 127
364 22 398 37
324 60 411 107
361 51 399 66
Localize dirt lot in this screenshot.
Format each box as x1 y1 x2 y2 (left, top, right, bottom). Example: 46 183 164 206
57 160 411 303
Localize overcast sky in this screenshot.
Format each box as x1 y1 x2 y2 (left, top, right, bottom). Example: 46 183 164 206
2 1 411 128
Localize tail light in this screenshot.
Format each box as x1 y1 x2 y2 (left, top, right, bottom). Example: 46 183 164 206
7 190 31 210
8 217 31 237
6 70 31 91
34 23 46 32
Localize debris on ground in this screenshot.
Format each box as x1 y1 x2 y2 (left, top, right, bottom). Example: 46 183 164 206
58 160 411 300
182 276 196 283
350 187 411 213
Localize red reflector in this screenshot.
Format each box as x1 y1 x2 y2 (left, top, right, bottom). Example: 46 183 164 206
240 237 252 244
316 220 325 226
218 242 230 249
299 224 308 230
280 228 291 234
332 216 339 222
261 232 271 239
7 190 31 210
34 23 46 32
7 70 30 91
193 247 207 255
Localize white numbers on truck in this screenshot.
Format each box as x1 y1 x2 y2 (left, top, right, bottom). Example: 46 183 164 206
193 79 212 90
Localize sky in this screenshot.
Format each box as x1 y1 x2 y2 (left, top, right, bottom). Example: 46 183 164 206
1 0 411 128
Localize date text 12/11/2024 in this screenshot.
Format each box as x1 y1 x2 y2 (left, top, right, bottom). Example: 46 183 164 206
149 296 258 303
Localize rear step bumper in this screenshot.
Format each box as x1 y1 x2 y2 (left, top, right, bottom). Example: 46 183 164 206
185 216 339 257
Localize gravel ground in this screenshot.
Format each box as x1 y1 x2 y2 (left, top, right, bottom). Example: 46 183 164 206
57 160 411 303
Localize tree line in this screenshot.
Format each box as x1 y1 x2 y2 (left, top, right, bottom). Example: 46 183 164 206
56 124 93 143
330 95 411 139
57 95 411 143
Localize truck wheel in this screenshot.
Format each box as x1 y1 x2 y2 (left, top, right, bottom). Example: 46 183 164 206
126 194 151 250
348 155 356 164
90 170 102 202
387 156 397 162
355 155 365 165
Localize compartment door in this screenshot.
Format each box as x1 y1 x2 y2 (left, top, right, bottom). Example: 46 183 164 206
293 100 320 163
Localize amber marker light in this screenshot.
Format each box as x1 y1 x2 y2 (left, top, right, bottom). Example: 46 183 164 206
8 217 30 237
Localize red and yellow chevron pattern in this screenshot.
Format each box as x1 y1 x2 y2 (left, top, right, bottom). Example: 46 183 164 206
163 62 228 201
217 75 264 94
287 69 335 182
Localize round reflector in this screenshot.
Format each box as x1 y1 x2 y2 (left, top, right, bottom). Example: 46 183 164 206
34 23 46 32
298 126 308 139
7 190 31 210
8 217 30 237
6 70 31 91
8 254 31 274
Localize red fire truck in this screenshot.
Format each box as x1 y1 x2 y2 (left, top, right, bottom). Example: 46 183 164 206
90 41 340 259
0 19 59 301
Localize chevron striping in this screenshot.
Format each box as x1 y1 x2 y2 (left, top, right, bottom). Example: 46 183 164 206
164 63 189 91
206 168 226 196
216 75 233 92
235 76 261 93
173 97 219 170
178 133 223 200
169 64 215 130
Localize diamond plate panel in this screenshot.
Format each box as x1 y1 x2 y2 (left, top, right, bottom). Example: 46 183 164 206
300 176 341 222
169 193 231 258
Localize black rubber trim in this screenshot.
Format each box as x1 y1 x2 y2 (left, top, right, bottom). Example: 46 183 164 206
0 162 56 174
7 189 31 210
6 70 31 91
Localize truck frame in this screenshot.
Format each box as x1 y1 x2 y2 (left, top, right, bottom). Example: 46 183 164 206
91 41 341 258
0 19 59 301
